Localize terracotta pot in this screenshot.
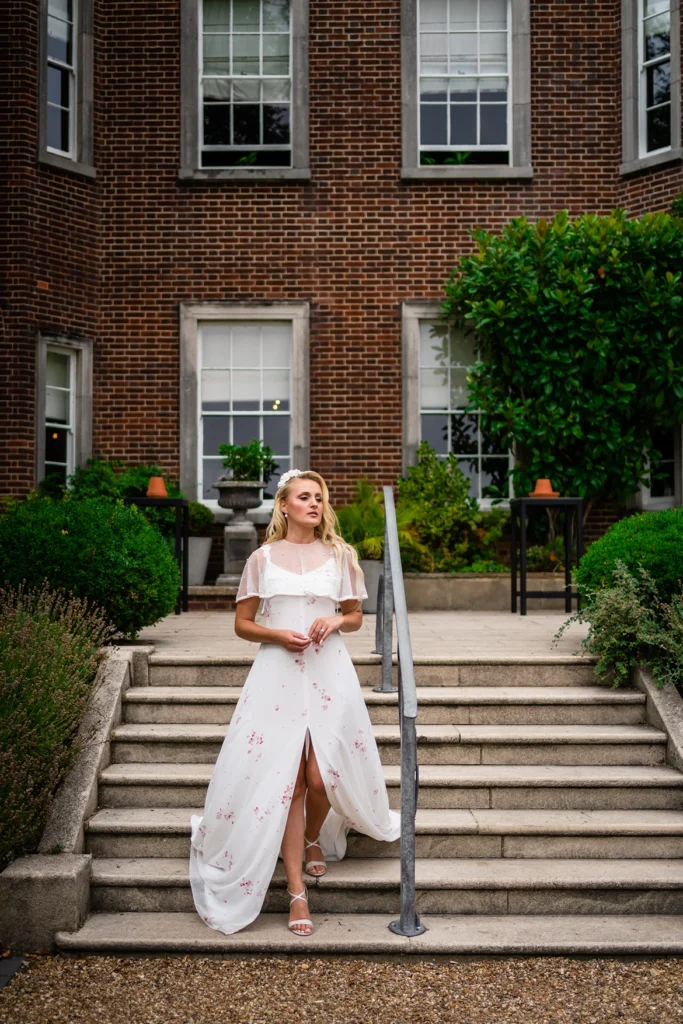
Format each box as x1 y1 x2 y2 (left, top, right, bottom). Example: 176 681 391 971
146 476 168 498
528 477 560 498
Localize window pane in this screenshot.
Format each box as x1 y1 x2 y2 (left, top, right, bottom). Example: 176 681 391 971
481 423 509 455
420 368 449 409
458 457 479 496
644 13 670 62
202 326 231 367
203 458 224 500
48 65 69 106
45 426 68 462
263 0 290 31
47 14 71 64
647 102 671 151
451 413 478 455
421 0 448 30
47 105 69 151
266 457 290 497
480 77 507 102
203 104 231 145
650 429 676 497
47 351 70 387
263 369 290 411
232 0 260 30
421 78 448 102
449 0 477 31
233 79 260 101
46 386 69 424
450 104 477 144
203 416 231 455
233 415 259 445
263 104 290 144
203 33 230 74
480 104 507 144
450 78 477 103
233 33 260 74
450 33 478 74
421 414 449 454
449 330 475 366
420 104 448 145
646 61 670 107
450 368 469 407
232 324 261 365
203 0 230 30
263 34 289 74
420 322 450 367
43 464 67 488
263 414 290 453
420 34 448 74
262 78 290 101
480 0 507 30
262 323 291 365
481 457 509 499
49 0 72 18
644 0 669 14
233 104 260 144
232 370 260 409
480 31 507 73
202 369 231 411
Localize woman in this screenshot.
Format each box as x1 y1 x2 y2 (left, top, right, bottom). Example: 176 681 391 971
189 469 401 937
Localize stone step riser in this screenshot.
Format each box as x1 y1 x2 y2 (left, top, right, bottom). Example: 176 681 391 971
123 704 645 727
97 782 683 812
84 833 683 861
90 885 683 917
148 665 600 689
110 740 666 767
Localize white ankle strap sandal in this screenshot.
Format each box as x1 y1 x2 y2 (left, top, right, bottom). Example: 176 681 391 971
287 885 314 935
303 833 327 876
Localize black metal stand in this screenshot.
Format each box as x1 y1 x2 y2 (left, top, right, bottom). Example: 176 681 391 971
510 496 584 616
123 496 190 615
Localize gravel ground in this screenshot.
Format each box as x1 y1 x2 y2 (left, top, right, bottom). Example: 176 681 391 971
1 954 683 1024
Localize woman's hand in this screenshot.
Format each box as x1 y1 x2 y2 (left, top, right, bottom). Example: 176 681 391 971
277 630 312 653
307 615 344 645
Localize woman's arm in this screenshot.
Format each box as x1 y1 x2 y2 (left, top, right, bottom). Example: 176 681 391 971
337 598 363 633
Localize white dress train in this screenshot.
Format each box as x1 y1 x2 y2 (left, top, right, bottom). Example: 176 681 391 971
189 537 401 935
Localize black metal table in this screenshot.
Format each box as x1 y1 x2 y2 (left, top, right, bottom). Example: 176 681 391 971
510 496 584 616
123 496 189 615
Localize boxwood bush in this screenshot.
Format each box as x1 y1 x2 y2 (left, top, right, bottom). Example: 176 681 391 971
0 497 180 638
575 506 683 603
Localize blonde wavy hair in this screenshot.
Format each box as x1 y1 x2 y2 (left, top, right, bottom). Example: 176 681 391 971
263 470 365 603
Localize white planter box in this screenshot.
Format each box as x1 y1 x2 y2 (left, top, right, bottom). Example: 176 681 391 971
187 536 213 586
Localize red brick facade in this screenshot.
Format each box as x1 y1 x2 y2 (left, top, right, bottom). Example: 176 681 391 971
2 0 682 523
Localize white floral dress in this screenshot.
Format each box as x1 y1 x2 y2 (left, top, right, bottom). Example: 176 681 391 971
189 537 401 935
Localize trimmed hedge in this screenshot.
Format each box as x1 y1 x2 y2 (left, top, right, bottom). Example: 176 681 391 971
575 507 683 603
0 497 180 638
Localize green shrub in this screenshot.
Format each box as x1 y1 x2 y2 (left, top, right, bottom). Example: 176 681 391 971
0 582 114 870
0 497 180 638
395 441 509 571
575 507 683 604
188 500 215 537
65 459 183 539
335 477 429 569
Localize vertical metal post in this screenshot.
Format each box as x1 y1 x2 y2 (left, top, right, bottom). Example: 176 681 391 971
174 503 182 616
380 514 395 694
520 502 528 616
182 501 190 612
576 498 584 612
564 505 572 613
510 504 517 613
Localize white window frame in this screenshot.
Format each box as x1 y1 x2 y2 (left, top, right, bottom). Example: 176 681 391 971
36 333 93 488
638 0 673 158
634 425 683 510
402 301 513 509
180 302 310 510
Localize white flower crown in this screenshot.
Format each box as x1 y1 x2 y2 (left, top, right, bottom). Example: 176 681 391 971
276 468 306 492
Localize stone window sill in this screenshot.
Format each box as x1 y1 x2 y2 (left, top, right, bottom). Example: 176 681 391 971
37 150 97 179
619 147 683 177
178 167 312 182
402 165 534 182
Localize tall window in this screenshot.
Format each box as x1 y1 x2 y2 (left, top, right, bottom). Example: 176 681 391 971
44 348 76 487
201 0 292 168
200 321 292 501
419 320 511 502
639 0 672 154
418 0 510 166
47 0 76 156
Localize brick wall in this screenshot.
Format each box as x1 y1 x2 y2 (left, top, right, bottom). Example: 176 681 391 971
2 0 682 514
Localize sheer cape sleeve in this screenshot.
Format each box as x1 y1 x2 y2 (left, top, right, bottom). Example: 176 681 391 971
337 543 369 604
236 547 267 603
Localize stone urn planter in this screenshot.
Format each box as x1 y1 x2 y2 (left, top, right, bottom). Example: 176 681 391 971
214 479 265 586
359 558 383 614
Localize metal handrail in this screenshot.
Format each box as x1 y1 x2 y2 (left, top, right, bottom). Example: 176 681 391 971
375 485 425 937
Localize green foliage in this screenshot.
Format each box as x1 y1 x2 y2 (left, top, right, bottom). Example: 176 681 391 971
575 506 683 604
671 191 683 219
335 477 429 569
64 458 183 539
395 441 509 570
440 209 683 512
218 439 279 483
188 501 215 537
525 537 568 572
555 561 683 689
0 581 114 870
0 497 180 638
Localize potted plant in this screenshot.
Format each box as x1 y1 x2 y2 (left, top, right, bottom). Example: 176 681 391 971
187 501 215 586
214 439 279 520
336 478 427 613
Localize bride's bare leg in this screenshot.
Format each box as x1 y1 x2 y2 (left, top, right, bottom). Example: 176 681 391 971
282 746 312 934
304 740 331 875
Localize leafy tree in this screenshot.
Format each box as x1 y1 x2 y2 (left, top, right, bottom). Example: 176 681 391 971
439 209 683 523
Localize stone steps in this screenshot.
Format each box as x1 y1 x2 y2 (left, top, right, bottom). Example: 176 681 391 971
109 721 667 767
83 806 683 860
55 912 683 955
98 761 683 810
89 857 683 915
123 686 646 727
